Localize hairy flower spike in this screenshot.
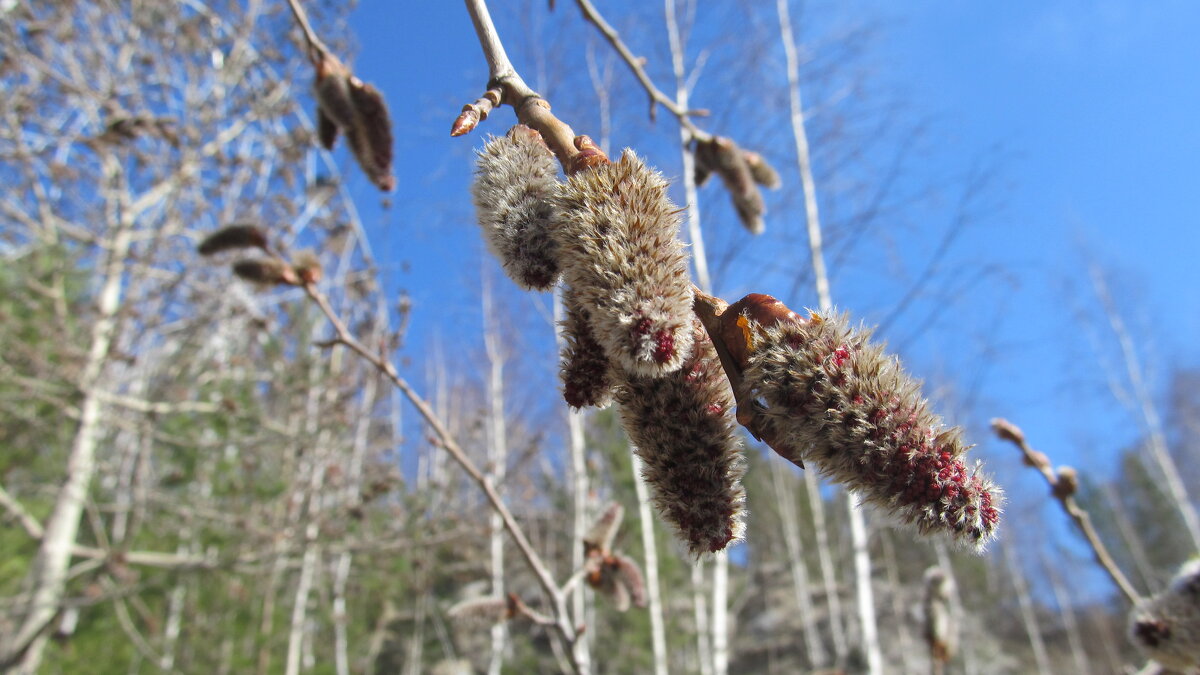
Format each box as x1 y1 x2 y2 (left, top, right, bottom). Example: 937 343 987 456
736 295 1002 549
197 224 268 256
554 150 695 377
313 53 395 191
471 125 562 291
559 286 617 409
1129 558 1200 671
615 320 746 554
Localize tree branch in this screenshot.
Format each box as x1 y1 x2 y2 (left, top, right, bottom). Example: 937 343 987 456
990 418 1143 605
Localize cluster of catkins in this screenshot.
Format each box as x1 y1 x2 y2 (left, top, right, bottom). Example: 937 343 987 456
471 124 1001 554
1129 557 1200 671
472 125 746 554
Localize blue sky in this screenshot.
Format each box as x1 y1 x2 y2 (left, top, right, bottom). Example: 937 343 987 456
338 1 1200 589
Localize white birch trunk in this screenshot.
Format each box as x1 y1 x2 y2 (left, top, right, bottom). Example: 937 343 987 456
3 155 134 672
1004 540 1051 675
483 277 509 675
770 461 825 667
632 452 669 675
711 553 730 675
692 561 714 675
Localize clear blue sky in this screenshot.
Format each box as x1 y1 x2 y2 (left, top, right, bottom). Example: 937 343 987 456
339 1 1200 588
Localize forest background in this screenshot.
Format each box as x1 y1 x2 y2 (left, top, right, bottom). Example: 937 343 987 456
1 0 1198 673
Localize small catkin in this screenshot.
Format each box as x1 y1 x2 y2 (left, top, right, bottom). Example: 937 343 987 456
559 286 617 409
615 319 746 554
231 258 298 287
738 300 1001 549
554 150 695 377
313 53 395 192
471 125 562 291
694 136 765 234
923 567 957 665
197 224 268 256
1129 558 1200 671
446 596 513 629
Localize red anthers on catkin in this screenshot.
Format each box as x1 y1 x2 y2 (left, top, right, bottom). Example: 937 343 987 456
313 53 395 192
1129 558 1200 671
733 294 1001 549
558 286 616 409
615 320 746 554
553 150 695 377
471 125 563 291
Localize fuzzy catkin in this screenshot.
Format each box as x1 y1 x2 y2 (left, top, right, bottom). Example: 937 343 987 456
558 286 617 409
741 310 1001 549
616 320 746 554
471 126 563 291
1129 558 1200 671
553 150 694 377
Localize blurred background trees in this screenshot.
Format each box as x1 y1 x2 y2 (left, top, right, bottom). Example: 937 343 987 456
1 1 1196 674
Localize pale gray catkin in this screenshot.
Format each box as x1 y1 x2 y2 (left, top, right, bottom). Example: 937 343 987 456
471 126 563 291
553 150 695 377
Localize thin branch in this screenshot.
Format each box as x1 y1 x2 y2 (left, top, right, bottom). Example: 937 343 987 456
990 418 1143 605
283 0 331 64
303 282 584 675
572 0 709 138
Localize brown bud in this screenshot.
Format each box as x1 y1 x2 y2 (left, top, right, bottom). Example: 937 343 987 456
313 54 395 191
1023 450 1050 470
1053 466 1078 499
316 107 339 150
718 293 804 370
695 136 765 234
990 418 1026 446
583 503 624 555
197 224 268 256
569 134 611 174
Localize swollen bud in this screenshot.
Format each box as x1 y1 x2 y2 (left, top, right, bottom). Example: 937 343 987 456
734 294 1002 549
231 258 299 287
553 150 695 377
472 125 563 291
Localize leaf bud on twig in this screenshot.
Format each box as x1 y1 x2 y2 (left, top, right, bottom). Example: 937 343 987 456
471 125 563 291
1052 466 1078 500
553 150 695 377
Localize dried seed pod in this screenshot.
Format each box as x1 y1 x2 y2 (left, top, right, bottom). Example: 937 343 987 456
615 319 746 554
232 258 299 286
583 503 624 555
472 125 562 291
695 136 765 234
554 150 695 377
313 53 395 191
922 567 957 665
197 224 268 256
559 286 616 409
1129 558 1200 671
736 295 1002 549
743 150 781 189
